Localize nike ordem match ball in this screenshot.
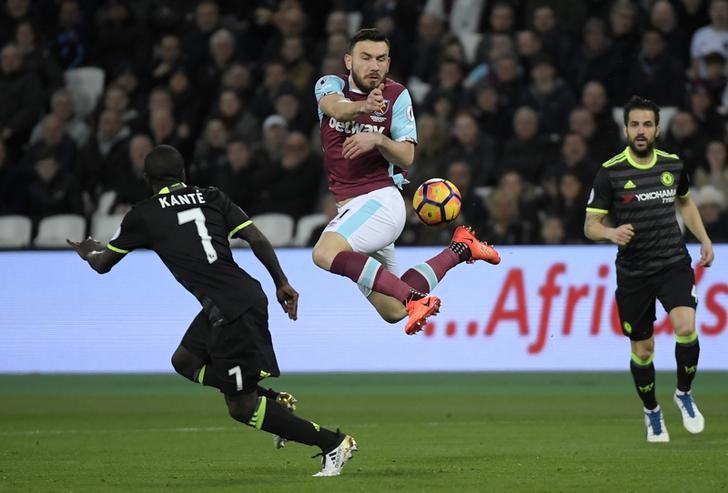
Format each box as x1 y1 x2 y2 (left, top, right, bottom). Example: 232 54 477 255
413 178 462 226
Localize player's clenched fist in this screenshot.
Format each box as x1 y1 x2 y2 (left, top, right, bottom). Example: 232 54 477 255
362 83 385 114
608 223 635 246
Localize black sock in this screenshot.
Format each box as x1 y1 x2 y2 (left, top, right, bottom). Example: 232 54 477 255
449 241 470 262
256 385 279 400
250 397 341 451
675 337 700 392
630 357 657 410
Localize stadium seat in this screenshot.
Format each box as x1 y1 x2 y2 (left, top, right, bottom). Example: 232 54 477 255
0 215 33 248
95 190 117 216
406 77 431 105
249 213 295 247
473 186 493 200
34 214 86 248
91 214 124 242
457 32 482 65
292 213 328 247
660 107 677 131
229 237 247 249
347 11 362 35
64 67 105 119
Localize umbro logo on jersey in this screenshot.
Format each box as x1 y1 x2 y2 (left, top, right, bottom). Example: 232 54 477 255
624 180 636 189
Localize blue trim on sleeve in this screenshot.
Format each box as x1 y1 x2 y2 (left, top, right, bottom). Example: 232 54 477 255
315 75 346 122
390 89 417 143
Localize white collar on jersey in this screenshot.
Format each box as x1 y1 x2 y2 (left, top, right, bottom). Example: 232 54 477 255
348 74 367 95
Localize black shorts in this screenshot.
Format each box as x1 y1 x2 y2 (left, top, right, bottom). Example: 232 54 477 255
181 302 280 395
615 261 697 341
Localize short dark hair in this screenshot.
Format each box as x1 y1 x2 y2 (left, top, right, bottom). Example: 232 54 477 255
144 145 185 182
439 57 464 70
348 28 389 53
623 95 660 126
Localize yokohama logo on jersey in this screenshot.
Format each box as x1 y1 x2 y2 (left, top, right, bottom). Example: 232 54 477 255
632 188 676 204
634 188 675 201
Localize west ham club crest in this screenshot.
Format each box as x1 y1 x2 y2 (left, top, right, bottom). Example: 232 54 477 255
373 99 390 116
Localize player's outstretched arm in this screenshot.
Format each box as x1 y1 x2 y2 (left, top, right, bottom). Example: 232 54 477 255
235 224 299 320
677 196 714 266
67 237 125 274
319 84 385 122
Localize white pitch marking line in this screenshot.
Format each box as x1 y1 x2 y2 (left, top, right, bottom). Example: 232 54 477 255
0 426 233 436
0 418 635 437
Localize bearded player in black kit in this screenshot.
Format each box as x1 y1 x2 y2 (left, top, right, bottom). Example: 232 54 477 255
584 96 714 443
68 145 356 476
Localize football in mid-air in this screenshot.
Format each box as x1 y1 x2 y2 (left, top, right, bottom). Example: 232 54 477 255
412 178 462 226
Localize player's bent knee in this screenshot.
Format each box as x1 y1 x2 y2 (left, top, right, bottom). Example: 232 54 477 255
633 347 653 361
311 246 333 270
674 325 695 338
226 393 258 424
312 233 351 270
171 351 197 381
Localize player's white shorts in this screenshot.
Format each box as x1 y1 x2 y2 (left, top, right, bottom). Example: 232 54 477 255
323 186 405 274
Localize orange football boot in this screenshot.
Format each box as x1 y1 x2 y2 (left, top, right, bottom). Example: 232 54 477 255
404 295 441 335
451 226 501 265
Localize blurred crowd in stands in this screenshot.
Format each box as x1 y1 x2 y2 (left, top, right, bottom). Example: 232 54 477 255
0 0 727 248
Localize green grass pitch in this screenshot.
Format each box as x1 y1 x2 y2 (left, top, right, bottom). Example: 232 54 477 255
1 372 727 492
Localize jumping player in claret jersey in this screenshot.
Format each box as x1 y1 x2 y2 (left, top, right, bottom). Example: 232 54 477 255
312 28 501 335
